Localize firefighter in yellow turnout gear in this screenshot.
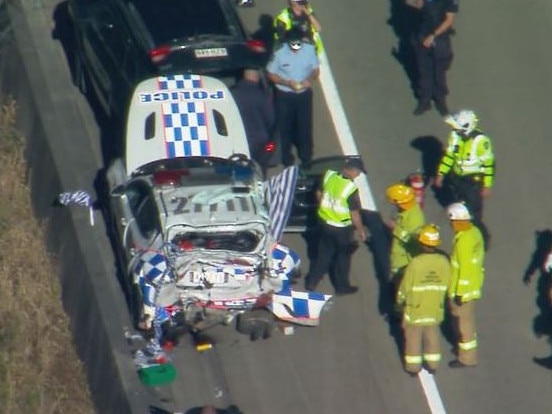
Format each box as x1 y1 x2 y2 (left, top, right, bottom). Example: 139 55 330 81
446 202 485 368
397 224 451 375
386 183 425 286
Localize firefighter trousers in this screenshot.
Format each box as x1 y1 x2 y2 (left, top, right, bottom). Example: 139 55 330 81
449 299 478 366
403 323 441 374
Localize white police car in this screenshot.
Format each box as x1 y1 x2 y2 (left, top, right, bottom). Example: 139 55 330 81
105 74 331 341
124 74 250 173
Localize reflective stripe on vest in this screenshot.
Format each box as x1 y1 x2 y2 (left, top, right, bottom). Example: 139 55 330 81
452 134 490 176
404 315 439 325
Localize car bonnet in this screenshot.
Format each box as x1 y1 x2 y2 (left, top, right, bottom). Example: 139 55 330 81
125 74 250 175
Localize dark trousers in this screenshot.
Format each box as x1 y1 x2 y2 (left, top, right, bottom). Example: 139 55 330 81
413 35 453 103
447 173 483 221
305 222 355 293
446 173 491 249
274 88 313 166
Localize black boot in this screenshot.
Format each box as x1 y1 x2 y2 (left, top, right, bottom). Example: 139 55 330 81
434 98 449 116
413 101 431 116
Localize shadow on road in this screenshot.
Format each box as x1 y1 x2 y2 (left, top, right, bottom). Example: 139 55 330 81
387 0 419 99
301 211 404 354
523 230 552 340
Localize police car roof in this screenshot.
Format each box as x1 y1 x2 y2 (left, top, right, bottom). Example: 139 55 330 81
125 74 250 175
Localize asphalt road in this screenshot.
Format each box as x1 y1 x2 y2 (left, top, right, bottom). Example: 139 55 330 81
41 0 552 412
227 1 552 413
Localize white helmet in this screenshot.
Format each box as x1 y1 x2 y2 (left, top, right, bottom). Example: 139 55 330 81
447 202 471 221
445 110 479 135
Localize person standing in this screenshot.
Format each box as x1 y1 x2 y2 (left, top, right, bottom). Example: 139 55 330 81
267 28 319 168
396 224 451 375
407 0 459 116
231 69 275 177
386 183 426 293
304 158 367 295
434 110 495 226
274 0 323 53
446 202 485 368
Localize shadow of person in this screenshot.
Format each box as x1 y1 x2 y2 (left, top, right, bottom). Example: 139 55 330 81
523 230 552 339
387 0 420 98
251 14 276 57
361 210 404 355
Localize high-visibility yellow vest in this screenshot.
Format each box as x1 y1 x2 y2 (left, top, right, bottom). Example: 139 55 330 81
450 225 485 302
438 130 495 187
397 252 451 326
273 7 324 53
317 170 357 227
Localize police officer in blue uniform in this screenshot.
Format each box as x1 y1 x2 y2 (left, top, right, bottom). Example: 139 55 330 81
408 0 459 116
266 28 320 168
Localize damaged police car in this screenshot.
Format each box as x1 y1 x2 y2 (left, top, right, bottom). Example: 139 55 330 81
105 74 331 342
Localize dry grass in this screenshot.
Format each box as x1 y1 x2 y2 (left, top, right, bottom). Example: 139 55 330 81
0 99 96 414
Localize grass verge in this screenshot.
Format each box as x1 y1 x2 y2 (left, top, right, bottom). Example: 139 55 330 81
0 98 96 413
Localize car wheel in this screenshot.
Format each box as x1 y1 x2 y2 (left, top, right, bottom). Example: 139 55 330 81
236 309 276 341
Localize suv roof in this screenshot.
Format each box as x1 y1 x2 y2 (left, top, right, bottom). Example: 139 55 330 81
125 74 250 174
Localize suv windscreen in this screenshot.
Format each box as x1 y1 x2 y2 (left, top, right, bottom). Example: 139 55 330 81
132 0 238 45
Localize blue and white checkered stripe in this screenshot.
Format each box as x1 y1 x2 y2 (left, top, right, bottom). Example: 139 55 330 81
157 74 210 157
158 74 202 90
270 289 332 326
266 166 298 242
134 251 168 285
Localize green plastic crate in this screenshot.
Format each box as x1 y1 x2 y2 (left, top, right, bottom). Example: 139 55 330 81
138 363 177 386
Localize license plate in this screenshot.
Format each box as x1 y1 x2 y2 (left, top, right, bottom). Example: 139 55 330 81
205 271 227 284
194 48 228 58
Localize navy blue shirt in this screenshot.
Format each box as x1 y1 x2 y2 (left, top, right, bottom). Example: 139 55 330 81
231 79 275 148
418 0 459 36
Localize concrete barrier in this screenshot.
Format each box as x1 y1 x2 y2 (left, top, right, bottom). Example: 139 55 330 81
0 1 155 412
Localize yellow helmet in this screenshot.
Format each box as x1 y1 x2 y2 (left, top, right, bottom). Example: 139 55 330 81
418 224 441 247
386 183 415 205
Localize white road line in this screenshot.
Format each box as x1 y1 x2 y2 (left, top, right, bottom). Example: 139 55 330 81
317 50 376 211
419 370 447 413
317 49 447 414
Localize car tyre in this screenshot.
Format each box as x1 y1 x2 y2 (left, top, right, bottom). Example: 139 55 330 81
236 309 276 341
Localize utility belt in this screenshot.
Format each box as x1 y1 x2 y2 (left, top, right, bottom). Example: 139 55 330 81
321 219 352 228
450 172 483 185
318 216 352 229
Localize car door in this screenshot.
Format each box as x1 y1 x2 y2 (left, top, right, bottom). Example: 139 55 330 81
110 179 161 270
78 1 137 118
285 155 366 233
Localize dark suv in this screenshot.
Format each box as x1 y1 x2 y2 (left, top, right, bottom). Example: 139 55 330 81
68 0 267 119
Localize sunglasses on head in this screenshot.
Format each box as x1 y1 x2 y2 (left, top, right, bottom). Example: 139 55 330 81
289 40 303 49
